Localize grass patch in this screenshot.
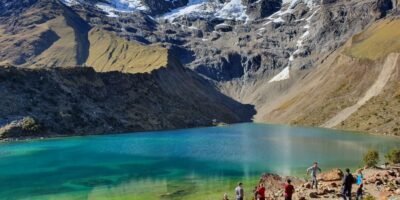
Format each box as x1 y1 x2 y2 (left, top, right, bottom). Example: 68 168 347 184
345 19 400 60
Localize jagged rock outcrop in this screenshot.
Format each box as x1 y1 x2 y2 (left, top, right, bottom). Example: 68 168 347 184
245 0 282 18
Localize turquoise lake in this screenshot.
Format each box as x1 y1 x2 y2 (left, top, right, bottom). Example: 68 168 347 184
0 123 399 200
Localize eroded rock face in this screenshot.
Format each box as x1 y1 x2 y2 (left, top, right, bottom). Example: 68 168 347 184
245 0 282 18
142 0 189 15
0 0 38 17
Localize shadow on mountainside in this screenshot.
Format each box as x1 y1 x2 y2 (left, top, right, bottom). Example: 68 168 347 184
0 65 255 139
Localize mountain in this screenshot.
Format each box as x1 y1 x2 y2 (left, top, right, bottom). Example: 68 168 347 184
262 18 400 135
0 0 399 138
0 0 255 138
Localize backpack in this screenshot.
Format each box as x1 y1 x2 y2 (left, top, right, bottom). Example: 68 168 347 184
345 174 355 185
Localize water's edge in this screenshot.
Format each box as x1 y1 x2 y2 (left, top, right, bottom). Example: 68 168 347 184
2 122 399 144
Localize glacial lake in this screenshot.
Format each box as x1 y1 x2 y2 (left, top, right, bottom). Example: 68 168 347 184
0 123 399 200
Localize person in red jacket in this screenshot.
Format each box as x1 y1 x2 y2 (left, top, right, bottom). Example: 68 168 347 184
257 183 266 200
284 179 295 200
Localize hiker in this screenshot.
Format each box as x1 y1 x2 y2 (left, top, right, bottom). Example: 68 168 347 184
284 179 295 200
356 169 364 200
235 182 244 200
342 168 354 200
307 162 322 191
223 193 229 200
356 184 363 200
257 183 266 200
253 186 258 200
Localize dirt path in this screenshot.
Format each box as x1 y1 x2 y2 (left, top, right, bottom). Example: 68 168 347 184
322 53 399 128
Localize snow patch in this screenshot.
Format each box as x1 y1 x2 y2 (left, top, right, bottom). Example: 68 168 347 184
62 0 150 17
269 67 290 83
267 1 319 83
215 0 248 21
162 0 248 21
272 17 285 23
60 0 79 6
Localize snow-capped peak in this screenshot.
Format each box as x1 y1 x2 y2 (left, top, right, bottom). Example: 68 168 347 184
60 0 150 17
283 0 316 9
162 0 249 22
215 0 248 21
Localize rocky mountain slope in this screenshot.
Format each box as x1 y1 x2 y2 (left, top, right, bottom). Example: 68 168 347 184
260 18 400 135
0 0 399 137
0 0 255 139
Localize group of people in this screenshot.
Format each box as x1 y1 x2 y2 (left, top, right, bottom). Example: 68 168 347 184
229 179 295 200
224 162 365 200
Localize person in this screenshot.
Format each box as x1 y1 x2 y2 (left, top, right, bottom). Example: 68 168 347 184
284 179 295 200
342 168 354 200
356 184 363 200
235 182 244 200
223 193 229 200
307 162 322 191
356 169 364 200
253 186 258 200
257 183 266 200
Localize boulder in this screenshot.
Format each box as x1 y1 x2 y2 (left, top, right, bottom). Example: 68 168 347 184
388 170 396 177
214 24 233 32
367 177 377 184
395 188 400 195
0 116 41 138
309 192 319 198
375 179 384 186
330 182 338 187
319 168 344 181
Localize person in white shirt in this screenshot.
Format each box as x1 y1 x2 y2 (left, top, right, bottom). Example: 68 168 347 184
307 162 322 191
235 182 244 200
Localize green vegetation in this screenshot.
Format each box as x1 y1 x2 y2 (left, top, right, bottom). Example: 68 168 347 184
87 29 168 74
346 19 400 60
363 149 379 168
364 195 376 200
385 148 400 164
21 117 41 133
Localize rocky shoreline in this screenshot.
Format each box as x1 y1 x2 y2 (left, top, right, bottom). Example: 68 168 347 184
255 166 400 199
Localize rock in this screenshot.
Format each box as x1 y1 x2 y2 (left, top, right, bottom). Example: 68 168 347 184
319 168 344 181
304 182 312 189
309 192 319 198
330 182 338 187
245 0 281 19
395 188 400 195
318 189 328 195
214 24 233 32
388 170 396 177
0 116 41 138
299 197 306 200
375 179 384 186
367 177 377 184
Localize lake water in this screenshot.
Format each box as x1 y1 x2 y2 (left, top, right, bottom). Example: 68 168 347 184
0 123 399 200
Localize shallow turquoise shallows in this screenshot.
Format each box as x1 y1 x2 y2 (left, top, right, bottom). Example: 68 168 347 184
0 123 399 200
